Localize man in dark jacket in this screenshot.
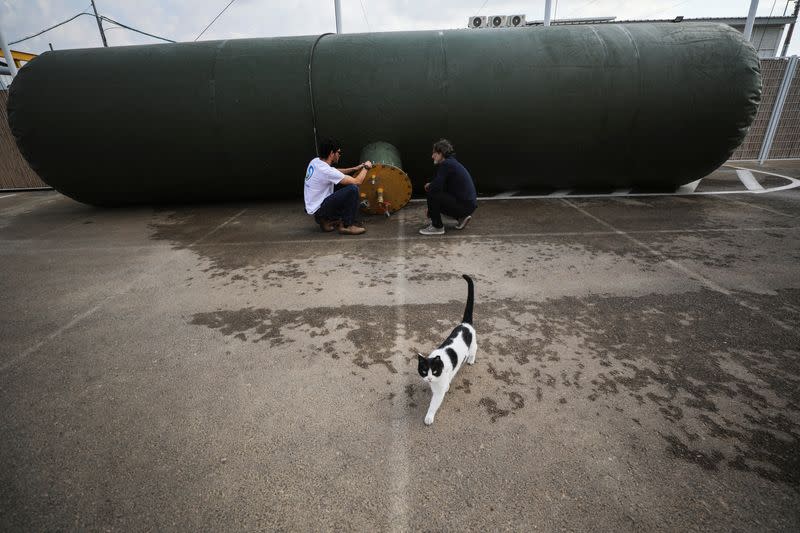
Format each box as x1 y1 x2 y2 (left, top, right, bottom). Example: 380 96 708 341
419 139 477 235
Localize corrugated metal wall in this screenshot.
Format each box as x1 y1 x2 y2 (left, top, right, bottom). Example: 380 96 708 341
0 57 798 191
731 57 800 160
0 90 48 190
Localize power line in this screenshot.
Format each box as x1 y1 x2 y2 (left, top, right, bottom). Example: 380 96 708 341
359 0 371 31
563 0 602 19
100 16 175 43
8 6 174 47
756 0 779 53
8 10 93 45
195 0 238 41
475 0 491 17
643 0 693 19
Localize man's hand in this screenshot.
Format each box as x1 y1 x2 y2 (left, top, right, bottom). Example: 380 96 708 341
424 182 431 192
362 161 373 170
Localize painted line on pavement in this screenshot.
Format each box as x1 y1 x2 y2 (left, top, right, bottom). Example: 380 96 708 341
1 207 250 375
493 190 519 198
735 169 764 191
389 209 410 531
562 198 800 336
3 226 798 253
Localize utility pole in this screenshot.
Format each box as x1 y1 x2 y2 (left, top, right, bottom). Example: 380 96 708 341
544 0 552 27
90 0 108 47
781 0 799 56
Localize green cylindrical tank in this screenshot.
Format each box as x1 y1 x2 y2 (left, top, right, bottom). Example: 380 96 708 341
360 141 403 170
7 23 761 205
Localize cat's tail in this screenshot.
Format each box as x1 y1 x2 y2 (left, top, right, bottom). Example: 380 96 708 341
462 274 474 325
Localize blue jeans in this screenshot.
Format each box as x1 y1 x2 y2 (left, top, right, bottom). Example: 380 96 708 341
315 184 360 226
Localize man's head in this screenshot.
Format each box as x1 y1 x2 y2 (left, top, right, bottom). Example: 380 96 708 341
432 139 454 165
319 138 343 164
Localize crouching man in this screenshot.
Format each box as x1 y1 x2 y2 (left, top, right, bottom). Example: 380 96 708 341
304 138 372 235
419 139 477 235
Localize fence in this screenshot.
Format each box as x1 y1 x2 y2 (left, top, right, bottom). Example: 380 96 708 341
731 56 800 160
0 90 47 189
1 57 799 191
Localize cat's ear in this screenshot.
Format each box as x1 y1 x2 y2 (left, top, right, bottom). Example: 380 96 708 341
413 348 426 360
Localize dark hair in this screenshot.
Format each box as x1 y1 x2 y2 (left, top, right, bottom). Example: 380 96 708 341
318 138 342 159
432 139 454 157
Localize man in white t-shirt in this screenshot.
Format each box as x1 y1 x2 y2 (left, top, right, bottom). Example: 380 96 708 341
304 138 373 235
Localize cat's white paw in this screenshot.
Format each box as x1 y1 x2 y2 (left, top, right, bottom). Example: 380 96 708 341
424 414 434 425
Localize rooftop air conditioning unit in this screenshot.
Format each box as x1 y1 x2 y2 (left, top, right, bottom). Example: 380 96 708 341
508 14 526 27
489 15 507 28
468 16 487 29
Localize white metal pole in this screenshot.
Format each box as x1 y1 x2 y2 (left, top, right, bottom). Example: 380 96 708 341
744 0 760 41
334 0 342 34
544 0 553 27
0 27 18 78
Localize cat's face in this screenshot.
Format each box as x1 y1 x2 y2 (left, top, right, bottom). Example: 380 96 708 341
418 354 444 382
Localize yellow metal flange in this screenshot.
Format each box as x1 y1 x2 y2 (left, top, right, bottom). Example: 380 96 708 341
358 163 412 215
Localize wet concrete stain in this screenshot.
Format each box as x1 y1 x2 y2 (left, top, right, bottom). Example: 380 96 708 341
195 286 798 486
479 398 510 423
485 288 800 486
454 378 472 394
153 207 800 486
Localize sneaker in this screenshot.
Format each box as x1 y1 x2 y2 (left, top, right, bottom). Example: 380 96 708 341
339 224 366 235
419 224 445 235
454 215 472 230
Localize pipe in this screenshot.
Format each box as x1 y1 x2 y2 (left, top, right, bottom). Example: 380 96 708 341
544 0 553 27
744 0 760 41
334 0 342 34
7 24 762 206
0 27 18 77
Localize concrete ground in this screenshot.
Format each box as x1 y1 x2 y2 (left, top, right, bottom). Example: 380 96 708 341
1 161 799 531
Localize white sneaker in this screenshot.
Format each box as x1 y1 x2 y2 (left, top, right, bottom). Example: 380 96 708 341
419 224 445 235
454 215 472 230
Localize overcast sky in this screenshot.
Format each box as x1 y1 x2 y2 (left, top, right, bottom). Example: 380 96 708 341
2 0 799 56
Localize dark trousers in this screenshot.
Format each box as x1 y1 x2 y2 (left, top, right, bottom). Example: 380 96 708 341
315 184 359 226
426 190 476 228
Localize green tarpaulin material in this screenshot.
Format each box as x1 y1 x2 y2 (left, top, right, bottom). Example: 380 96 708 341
7 23 761 206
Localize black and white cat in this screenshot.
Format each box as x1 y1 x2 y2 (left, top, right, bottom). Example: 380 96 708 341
417 274 477 426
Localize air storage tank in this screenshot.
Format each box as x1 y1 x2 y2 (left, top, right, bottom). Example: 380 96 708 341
7 23 761 206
